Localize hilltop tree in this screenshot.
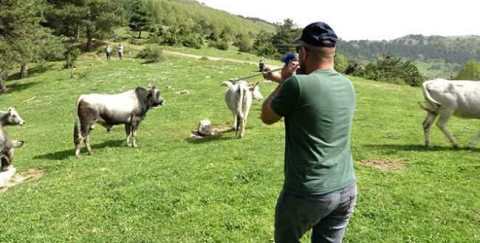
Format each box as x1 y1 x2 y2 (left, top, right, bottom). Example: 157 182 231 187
45 0 121 51
271 19 301 55
453 60 480 80
129 0 152 38
362 54 423 86
0 0 64 83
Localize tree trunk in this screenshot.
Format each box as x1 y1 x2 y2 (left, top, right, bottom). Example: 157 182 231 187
138 30 142 39
86 26 93 51
0 70 7 94
20 64 28 79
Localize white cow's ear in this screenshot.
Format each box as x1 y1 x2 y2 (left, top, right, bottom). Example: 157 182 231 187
7 107 13 114
148 84 153 89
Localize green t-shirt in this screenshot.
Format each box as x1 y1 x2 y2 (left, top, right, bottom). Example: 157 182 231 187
271 69 356 196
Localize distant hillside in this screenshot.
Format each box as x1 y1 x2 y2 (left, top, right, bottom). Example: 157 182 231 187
337 35 480 65
146 0 276 35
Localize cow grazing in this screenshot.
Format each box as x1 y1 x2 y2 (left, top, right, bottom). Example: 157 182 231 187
74 86 165 157
421 78 480 148
0 108 25 171
221 81 263 138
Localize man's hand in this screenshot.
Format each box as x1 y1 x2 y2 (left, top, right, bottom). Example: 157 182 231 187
262 67 281 83
281 61 299 81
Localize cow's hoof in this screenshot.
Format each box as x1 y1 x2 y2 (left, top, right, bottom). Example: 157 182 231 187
88 151 94 155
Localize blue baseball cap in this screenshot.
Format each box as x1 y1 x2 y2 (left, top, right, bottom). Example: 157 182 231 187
296 22 337 48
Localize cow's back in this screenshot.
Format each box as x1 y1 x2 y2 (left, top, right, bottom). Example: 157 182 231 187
77 90 139 122
424 79 480 118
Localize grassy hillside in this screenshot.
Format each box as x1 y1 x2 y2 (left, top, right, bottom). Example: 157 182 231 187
337 35 480 65
0 51 479 242
146 0 275 36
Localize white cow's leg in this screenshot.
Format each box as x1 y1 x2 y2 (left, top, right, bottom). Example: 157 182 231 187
125 124 132 147
436 111 459 148
75 135 84 157
232 114 237 131
85 135 94 155
240 109 250 138
422 113 437 147
467 130 480 149
132 130 138 148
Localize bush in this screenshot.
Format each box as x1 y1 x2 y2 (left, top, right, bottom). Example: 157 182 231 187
216 41 229 50
181 36 203 49
136 46 164 63
453 60 480 80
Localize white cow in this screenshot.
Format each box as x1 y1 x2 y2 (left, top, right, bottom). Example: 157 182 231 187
421 78 480 148
222 81 263 138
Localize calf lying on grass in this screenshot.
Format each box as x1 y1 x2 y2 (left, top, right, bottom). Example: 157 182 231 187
0 108 25 171
221 81 263 138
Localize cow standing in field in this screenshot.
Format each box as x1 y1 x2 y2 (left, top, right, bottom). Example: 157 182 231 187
421 78 480 148
0 108 25 171
74 86 165 157
222 81 263 138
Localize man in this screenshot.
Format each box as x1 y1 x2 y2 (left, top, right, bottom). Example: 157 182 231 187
118 43 124 60
261 22 357 243
259 60 265 72
106 44 111 60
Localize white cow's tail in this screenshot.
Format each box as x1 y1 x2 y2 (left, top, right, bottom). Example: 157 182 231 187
236 87 245 131
421 81 442 114
73 97 82 145
221 81 234 88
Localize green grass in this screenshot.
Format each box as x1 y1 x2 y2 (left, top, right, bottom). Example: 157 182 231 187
162 44 283 67
0 54 479 242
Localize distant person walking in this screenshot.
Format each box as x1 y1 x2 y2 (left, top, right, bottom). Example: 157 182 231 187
106 44 111 60
261 22 357 243
118 43 124 60
259 60 265 72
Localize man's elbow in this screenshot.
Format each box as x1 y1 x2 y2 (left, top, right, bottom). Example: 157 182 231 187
261 113 278 125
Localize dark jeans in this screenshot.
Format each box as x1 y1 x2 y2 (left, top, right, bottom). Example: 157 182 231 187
106 52 111 60
274 183 357 243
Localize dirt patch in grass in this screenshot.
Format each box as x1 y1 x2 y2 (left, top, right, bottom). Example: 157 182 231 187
357 159 406 171
0 168 45 193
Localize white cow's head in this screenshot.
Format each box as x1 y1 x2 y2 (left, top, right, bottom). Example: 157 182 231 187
249 82 263 101
5 107 25 126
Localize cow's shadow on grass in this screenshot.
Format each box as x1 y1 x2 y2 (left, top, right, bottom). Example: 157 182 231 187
363 144 480 152
33 140 125 161
6 82 39 93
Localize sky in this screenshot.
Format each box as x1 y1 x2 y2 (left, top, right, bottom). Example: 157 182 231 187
200 0 480 41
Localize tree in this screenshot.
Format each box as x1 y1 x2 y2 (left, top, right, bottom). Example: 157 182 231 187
271 19 301 55
453 60 480 80
334 53 349 73
45 0 121 51
253 30 278 58
0 0 64 83
129 0 152 38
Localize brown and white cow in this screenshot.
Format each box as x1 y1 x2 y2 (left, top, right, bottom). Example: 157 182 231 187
222 81 263 138
421 78 480 148
74 86 165 157
0 108 25 171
